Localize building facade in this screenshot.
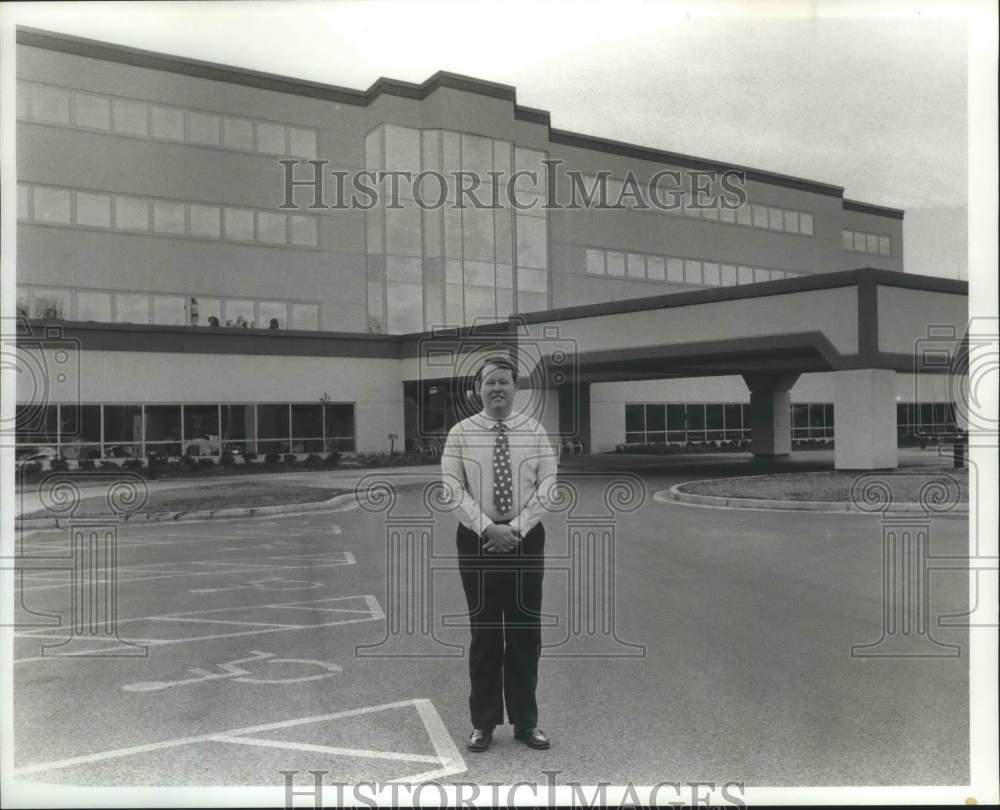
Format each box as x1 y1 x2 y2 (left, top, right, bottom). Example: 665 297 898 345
13 28 957 460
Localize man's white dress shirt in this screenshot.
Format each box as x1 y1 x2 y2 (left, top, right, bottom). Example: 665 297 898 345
441 411 558 537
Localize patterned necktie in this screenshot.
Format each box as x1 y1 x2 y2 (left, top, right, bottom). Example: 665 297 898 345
492 421 512 515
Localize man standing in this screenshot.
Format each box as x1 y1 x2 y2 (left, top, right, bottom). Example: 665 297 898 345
441 354 557 753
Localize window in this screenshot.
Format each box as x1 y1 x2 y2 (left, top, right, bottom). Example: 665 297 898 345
291 303 319 331
188 112 220 146
113 100 148 136
388 256 424 285
737 266 754 284
515 216 547 269
259 302 287 329
606 252 626 277
736 205 752 226
151 106 185 140
646 256 665 281
225 300 255 327
153 200 186 235
222 117 253 151
104 405 143 458
324 403 356 452
74 93 110 130
18 185 29 220
153 296 186 325
114 196 149 232
224 208 254 241
77 291 112 322
33 288 71 319
387 282 423 333
146 405 182 454
720 265 737 286
291 404 324 452
257 212 287 244
31 85 70 124
195 298 222 327
666 258 683 282
800 213 814 236
784 211 799 233
518 268 548 294
190 205 221 238
702 263 720 285
878 236 891 256
76 192 111 228
115 293 150 324
684 260 702 285
768 207 784 231
627 253 645 279
255 121 286 155
33 187 71 224
752 205 769 228
842 229 854 250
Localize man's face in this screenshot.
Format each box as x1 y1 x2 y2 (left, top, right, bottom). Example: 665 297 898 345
479 363 516 416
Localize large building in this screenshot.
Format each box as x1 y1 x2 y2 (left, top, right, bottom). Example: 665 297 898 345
13 28 964 467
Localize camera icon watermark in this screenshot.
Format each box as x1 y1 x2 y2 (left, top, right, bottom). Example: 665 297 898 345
0 317 82 448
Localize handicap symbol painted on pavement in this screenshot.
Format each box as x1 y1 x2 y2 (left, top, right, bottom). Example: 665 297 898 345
122 650 342 692
189 578 324 594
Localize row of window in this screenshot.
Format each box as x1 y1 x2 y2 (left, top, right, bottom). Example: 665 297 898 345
625 402 833 443
15 402 357 459
17 285 320 331
18 183 320 248
842 229 893 257
580 174 815 236
17 80 319 159
896 402 958 435
625 401 958 444
585 248 803 286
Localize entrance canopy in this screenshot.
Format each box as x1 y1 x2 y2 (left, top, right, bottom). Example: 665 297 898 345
511 268 968 470
515 268 967 385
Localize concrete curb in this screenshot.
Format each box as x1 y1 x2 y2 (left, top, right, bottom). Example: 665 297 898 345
657 480 969 515
14 490 361 530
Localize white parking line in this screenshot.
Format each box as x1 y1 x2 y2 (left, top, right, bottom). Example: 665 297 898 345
13 594 385 664
11 698 465 783
17 552 356 593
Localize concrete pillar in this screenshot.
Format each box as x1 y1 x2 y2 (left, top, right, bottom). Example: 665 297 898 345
742 373 799 457
831 369 898 470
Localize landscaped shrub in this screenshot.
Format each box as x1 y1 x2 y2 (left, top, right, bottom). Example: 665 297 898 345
243 451 258 461
49 458 69 472
264 452 282 464
196 457 215 468
305 453 323 465
123 458 144 470
21 461 42 477
99 460 120 470
77 458 97 471
219 451 235 467
324 451 341 465
282 453 297 464
181 455 198 468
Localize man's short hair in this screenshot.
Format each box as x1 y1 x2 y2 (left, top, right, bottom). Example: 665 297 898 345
475 354 518 386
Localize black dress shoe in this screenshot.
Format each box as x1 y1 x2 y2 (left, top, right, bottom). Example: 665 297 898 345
514 727 550 749
467 728 493 752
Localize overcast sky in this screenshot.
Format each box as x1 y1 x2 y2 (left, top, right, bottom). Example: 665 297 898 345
8 1 981 279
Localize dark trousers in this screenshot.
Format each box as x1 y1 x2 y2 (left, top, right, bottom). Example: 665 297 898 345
457 521 545 731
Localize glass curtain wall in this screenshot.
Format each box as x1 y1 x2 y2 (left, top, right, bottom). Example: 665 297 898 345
365 125 549 333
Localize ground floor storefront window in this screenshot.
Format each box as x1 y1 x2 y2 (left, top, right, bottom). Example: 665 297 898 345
13 402 356 459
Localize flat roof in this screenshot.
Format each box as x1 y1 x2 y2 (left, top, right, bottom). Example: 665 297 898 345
17 26 903 213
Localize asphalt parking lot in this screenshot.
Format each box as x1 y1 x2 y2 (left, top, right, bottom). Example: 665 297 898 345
11 454 970 788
